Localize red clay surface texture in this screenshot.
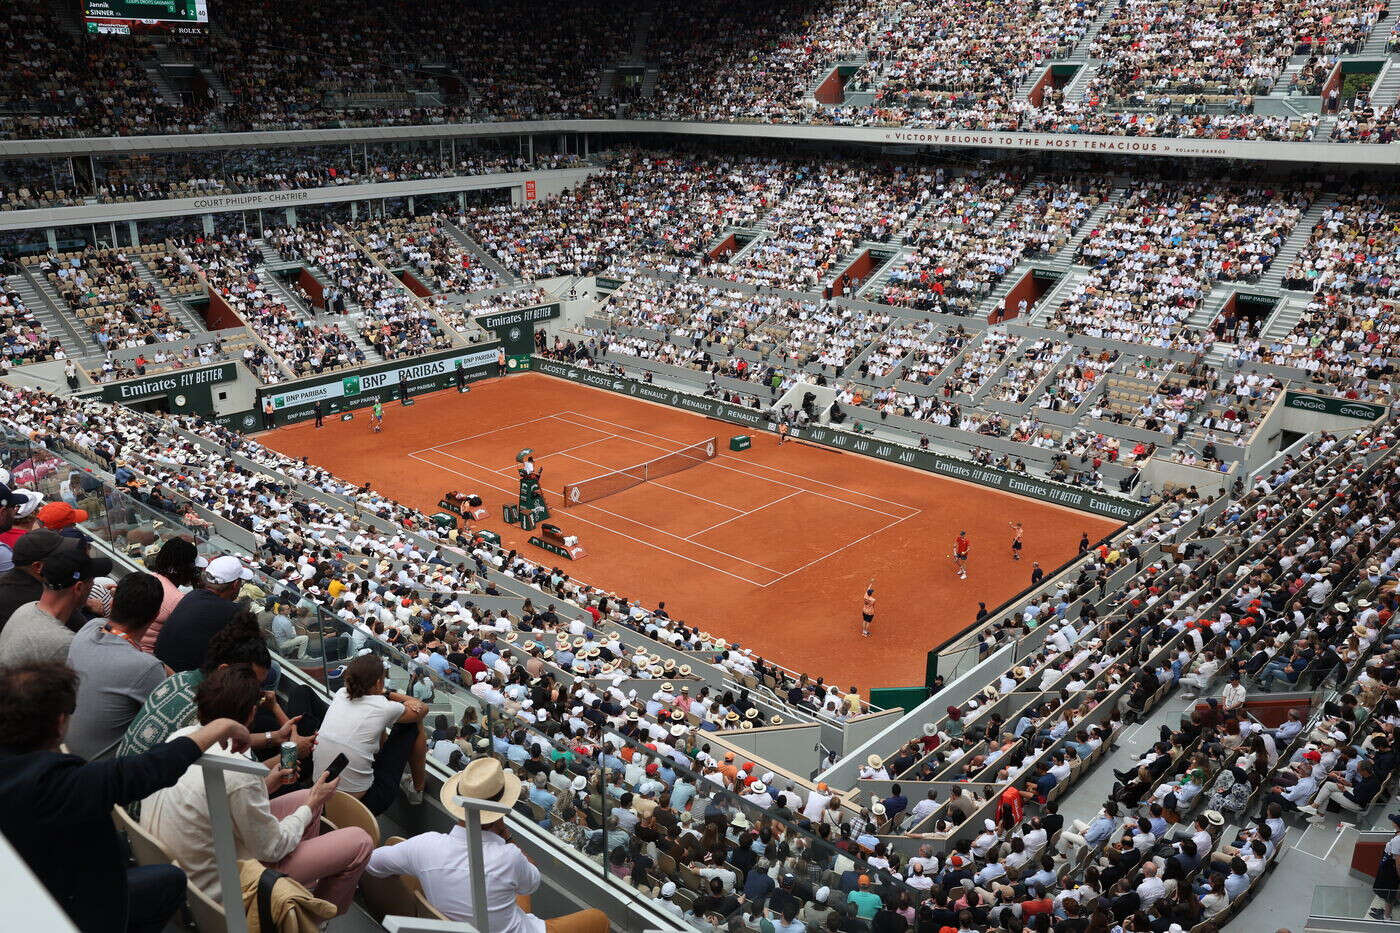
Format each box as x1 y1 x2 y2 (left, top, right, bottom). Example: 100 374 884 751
262 373 1118 689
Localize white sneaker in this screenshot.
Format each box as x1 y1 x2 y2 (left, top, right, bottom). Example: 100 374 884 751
401 775 424 805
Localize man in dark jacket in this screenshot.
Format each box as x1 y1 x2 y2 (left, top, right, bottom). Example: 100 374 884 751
0 661 251 932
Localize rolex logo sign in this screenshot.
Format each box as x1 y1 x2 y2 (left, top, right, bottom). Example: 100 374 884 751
342 376 361 397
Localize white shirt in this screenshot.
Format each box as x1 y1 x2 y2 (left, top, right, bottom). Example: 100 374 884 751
1136 874 1165 908
313 689 405 794
140 725 313 900
366 826 543 933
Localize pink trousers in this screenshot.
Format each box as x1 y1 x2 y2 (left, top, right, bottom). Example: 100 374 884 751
267 789 373 915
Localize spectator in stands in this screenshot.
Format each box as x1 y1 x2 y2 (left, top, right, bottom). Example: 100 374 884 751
119 613 309 760
0 529 75 632
138 536 206 652
0 546 111 666
365 756 609 933
141 664 372 915
64 572 168 759
0 661 251 933
313 653 429 815
154 554 254 672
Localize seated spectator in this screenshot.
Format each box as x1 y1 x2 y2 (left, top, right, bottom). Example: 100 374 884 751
64 572 168 759
365 756 609 933
0 661 251 933
312 653 429 815
153 554 254 673
138 536 206 652
0 546 111 666
119 612 309 760
140 664 372 914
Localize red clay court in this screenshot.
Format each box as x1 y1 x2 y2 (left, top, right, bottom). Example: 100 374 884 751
262 373 1119 689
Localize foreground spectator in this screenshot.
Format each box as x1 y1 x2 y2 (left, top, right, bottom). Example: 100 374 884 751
0 546 112 666
0 529 76 632
141 664 372 915
64 572 169 759
0 661 251 933
365 755 610 933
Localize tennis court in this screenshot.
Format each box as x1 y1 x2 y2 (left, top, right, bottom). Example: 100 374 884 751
261 372 1119 688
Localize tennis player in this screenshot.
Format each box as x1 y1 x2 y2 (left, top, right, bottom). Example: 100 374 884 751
777 419 790 446
371 401 384 433
954 531 970 579
1009 521 1023 560
861 580 876 637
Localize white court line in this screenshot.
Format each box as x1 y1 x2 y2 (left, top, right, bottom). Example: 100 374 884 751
559 409 924 514
406 414 562 457
686 491 803 540
424 447 784 573
408 451 778 586
556 411 915 520
760 509 922 588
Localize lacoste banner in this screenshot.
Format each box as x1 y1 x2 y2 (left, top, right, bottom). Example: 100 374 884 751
533 357 1151 521
1283 391 1387 422
261 346 501 424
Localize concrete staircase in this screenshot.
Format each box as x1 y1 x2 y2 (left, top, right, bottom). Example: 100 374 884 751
142 63 184 108
639 67 660 99
1063 62 1100 102
199 66 236 107
1271 56 1311 94
1261 293 1309 341
1313 113 1339 140
443 221 519 285
1066 0 1119 60
597 68 618 99
1373 58 1400 105
1363 0 1400 54
133 260 208 334
257 269 381 360
25 268 103 356
1185 286 1233 330
1257 197 1334 290
1027 267 1088 325
858 245 915 299
8 272 92 360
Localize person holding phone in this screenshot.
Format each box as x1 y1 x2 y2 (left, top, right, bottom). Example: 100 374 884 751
313 653 429 815
140 664 373 916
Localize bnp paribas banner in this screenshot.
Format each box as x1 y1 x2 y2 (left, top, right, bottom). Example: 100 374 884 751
534 357 1151 522
261 346 500 424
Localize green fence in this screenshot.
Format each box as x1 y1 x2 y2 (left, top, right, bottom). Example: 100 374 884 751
533 357 1150 521
260 345 501 425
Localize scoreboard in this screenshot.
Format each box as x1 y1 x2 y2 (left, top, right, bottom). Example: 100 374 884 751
83 0 209 35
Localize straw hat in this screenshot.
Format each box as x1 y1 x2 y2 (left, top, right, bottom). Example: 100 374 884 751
440 757 521 824
867 754 882 767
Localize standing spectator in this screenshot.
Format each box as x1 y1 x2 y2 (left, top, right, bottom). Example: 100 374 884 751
64 572 168 759
312 653 429 815
0 661 251 933
154 554 253 672
364 756 610 933
0 546 111 666
141 665 372 915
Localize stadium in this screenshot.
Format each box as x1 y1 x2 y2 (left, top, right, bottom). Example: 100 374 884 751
1 0 1399 931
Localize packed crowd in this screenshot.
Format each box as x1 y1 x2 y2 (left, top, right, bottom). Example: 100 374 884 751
353 215 503 294
184 233 365 381
30 246 190 350
1050 181 1314 349
268 223 456 360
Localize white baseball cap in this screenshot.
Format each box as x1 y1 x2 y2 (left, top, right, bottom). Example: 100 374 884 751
207 554 254 584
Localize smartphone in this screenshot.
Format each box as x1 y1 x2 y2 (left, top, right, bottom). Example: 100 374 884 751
324 752 349 780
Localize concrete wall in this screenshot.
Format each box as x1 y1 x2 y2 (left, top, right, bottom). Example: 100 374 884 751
714 722 825 777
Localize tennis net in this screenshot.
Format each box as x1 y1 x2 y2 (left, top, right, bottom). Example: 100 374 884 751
562 437 719 506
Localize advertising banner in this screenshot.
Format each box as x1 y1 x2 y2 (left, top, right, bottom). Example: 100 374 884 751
1282 391 1386 422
